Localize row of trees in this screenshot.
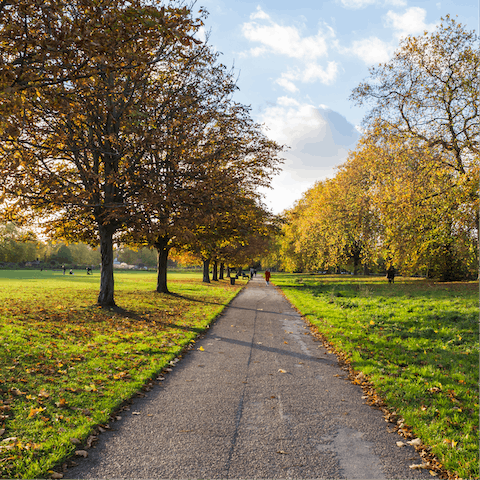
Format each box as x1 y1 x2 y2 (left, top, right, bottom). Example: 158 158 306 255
264 17 479 281
0 0 284 305
0 223 102 266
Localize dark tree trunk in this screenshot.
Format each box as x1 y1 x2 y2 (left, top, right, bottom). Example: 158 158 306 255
219 262 224 280
202 258 211 283
212 260 218 281
353 251 361 275
226 266 231 278
97 224 116 307
155 235 170 294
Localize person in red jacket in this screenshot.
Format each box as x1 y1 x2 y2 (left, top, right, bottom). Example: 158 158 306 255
265 269 271 286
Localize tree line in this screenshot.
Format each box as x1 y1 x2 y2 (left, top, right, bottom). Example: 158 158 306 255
0 0 284 305
264 17 479 281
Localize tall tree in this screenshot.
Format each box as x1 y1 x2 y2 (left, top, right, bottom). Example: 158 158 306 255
350 134 478 279
350 15 479 246
0 0 203 306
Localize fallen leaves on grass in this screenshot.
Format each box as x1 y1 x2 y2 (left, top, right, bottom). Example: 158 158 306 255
443 439 457 449
28 407 46 418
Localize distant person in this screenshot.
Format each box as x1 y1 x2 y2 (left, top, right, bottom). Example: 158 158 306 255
254 269 257 277
250 267 254 279
387 265 395 283
69 269 74 275
62 265 66 275
265 269 271 286
86 266 92 275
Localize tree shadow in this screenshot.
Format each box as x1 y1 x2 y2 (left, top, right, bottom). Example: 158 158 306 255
110 305 205 333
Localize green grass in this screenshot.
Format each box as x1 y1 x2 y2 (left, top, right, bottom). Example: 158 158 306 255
0 269 247 479
272 273 479 480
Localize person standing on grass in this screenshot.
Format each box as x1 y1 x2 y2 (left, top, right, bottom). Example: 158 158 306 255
265 269 271 286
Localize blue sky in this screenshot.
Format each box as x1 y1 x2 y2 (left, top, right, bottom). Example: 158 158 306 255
197 0 479 213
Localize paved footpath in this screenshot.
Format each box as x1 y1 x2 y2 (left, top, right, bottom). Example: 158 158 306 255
66 276 431 479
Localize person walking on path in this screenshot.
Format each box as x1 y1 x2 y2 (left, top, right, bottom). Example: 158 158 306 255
264 269 271 285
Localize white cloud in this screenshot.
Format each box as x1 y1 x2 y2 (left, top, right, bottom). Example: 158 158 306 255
242 8 339 92
350 36 393 64
277 96 301 107
276 60 339 90
241 7 335 60
259 101 359 213
302 61 339 83
384 8 438 39
338 0 406 8
241 15 329 60
250 6 270 20
275 77 299 93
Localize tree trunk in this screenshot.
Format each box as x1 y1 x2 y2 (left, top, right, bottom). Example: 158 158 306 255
155 235 170 294
353 251 361 275
202 258 211 283
219 262 224 280
352 242 362 276
212 260 218 281
97 224 116 307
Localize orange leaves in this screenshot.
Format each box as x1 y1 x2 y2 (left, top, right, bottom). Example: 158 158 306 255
54 399 68 409
28 407 46 418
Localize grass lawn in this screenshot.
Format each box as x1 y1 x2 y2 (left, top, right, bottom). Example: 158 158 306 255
272 273 479 480
0 269 246 479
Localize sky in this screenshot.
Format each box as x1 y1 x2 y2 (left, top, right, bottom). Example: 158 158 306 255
195 0 479 213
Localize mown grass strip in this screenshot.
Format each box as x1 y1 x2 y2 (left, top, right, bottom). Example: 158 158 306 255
0 270 246 479
273 274 479 480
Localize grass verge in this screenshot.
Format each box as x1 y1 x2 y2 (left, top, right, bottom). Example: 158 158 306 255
0 270 246 479
273 274 479 480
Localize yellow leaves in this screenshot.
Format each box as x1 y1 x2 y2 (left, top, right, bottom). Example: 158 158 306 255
38 389 50 398
442 438 457 449
84 384 98 391
10 387 26 396
198 346 204 351
28 406 46 418
55 398 68 409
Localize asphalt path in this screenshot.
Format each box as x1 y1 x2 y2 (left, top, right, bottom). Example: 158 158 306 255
66 276 432 479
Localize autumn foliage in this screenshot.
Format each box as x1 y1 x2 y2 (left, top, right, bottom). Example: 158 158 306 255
0 0 284 305
266 17 478 280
